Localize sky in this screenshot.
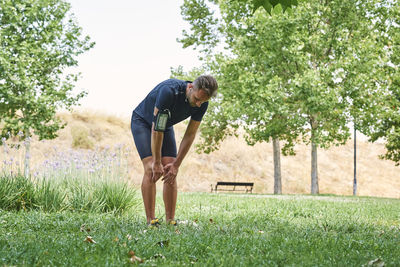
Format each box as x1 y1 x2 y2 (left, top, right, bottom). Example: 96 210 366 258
67 0 201 117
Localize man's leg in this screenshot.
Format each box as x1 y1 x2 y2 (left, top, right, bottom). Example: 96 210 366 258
141 156 156 224
162 156 177 223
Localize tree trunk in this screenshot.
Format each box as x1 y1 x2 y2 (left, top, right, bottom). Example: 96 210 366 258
353 125 357 196
273 137 282 194
24 136 31 178
311 136 319 194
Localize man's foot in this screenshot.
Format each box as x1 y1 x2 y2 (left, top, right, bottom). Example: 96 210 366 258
148 218 162 228
167 220 178 226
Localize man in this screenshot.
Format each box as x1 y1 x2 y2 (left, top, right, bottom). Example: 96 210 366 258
131 75 218 225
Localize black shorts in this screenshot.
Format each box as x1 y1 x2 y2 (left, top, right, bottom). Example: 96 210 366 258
131 111 177 160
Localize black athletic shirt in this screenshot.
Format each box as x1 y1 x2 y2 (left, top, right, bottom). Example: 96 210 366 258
133 79 209 129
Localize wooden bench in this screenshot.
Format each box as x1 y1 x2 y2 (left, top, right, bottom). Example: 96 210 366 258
211 181 254 193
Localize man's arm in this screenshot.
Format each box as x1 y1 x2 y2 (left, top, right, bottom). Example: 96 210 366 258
163 119 201 184
175 119 200 167
151 107 164 182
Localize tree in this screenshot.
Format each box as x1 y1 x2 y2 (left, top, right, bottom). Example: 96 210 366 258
179 0 392 194
360 2 400 166
329 1 399 194
0 0 95 177
180 0 305 194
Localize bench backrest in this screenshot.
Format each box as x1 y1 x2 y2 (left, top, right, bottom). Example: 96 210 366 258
216 182 253 187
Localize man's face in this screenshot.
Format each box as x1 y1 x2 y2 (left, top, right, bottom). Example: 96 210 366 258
187 86 210 107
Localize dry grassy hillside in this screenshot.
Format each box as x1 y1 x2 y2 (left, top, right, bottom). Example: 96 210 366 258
4 110 399 198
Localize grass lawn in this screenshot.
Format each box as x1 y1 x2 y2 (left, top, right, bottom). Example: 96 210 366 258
1 193 399 266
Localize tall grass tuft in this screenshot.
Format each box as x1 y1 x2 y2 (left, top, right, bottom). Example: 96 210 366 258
1 135 138 214
0 175 139 214
35 178 67 212
68 179 105 213
0 174 36 211
94 181 140 214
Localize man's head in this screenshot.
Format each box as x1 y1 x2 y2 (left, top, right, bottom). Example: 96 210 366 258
186 75 218 107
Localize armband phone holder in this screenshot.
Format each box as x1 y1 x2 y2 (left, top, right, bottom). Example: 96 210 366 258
154 109 170 131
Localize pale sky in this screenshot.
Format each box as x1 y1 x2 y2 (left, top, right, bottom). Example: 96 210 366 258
67 0 200 117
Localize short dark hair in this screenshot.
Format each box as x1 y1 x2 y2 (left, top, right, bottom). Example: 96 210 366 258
193 75 218 97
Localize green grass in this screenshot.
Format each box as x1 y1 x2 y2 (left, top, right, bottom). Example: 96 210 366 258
0 175 140 213
1 193 400 266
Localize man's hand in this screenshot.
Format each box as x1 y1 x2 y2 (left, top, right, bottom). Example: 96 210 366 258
162 162 179 184
152 161 164 183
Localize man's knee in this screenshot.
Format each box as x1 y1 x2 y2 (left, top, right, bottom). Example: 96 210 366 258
161 157 175 168
144 165 152 176
142 163 154 183
163 180 177 189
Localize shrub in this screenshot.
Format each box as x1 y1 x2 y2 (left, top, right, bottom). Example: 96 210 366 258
89 126 103 141
71 125 94 149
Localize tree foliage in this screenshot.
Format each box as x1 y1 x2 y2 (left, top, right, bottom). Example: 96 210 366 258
179 0 374 150
0 0 94 142
248 0 298 13
364 3 400 165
